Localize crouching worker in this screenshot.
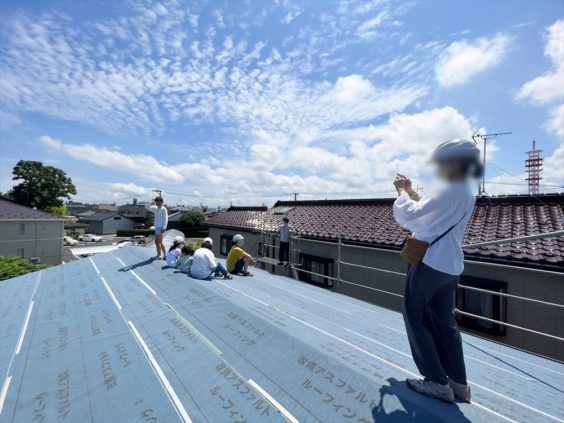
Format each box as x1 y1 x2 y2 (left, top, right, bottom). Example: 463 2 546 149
174 245 194 274
191 237 232 280
227 234 255 276
166 236 185 266
393 139 481 403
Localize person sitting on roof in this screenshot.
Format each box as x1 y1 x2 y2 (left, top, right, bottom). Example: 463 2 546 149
226 234 256 276
166 236 185 266
277 217 293 266
191 237 232 280
174 245 194 274
392 139 481 404
145 196 168 260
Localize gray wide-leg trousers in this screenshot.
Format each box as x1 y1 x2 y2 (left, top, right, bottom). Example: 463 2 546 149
403 262 467 386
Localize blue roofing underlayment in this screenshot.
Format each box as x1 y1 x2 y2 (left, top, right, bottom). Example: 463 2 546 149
1 246 563 423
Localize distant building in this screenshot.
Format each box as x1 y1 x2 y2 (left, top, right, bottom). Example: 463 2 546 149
80 212 135 234
119 203 148 221
98 203 118 213
64 221 88 236
66 201 97 216
0 199 64 265
76 210 96 218
205 195 564 360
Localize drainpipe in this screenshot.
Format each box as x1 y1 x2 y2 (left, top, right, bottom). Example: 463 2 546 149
337 236 342 288
35 222 38 259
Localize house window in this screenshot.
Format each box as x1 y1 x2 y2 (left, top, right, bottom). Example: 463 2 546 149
114 216 121 220
298 253 334 288
456 276 507 336
220 235 234 256
17 248 24 258
19 223 25 235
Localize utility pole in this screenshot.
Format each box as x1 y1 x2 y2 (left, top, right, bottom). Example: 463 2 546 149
472 130 512 196
151 188 162 198
293 192 299 201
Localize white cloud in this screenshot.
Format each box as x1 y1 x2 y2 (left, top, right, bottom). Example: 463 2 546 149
435 34 510 87
543 142 564 183
544 103 564 138
37 105 486 201
357 11 388 39
107 182 150 196
516 19 564 106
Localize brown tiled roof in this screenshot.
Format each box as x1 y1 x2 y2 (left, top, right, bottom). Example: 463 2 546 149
0 198 63 220
205 194 564 268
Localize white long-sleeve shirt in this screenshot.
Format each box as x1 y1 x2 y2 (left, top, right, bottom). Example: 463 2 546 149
145 204 168 230
190 248 217 279
393 181 475 275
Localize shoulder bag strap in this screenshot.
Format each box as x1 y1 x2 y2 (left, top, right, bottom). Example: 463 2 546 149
429 211 467 247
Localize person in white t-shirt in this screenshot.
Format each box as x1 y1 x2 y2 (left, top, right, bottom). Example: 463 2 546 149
166 236 185 266
145 196 168 260
392 139 481 404
190 238 232 280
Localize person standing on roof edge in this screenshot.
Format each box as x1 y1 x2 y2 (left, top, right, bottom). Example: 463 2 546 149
227 234 256 276
392 139 482 404
146 196 169 260
191 237 232 280
278 217 292 266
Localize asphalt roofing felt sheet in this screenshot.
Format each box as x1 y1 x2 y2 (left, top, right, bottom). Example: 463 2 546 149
1 246 563 423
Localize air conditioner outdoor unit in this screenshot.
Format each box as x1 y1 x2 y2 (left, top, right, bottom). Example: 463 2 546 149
30 257 41 264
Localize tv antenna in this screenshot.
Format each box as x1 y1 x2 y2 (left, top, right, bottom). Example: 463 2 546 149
472 130 512 195
152 188 163 198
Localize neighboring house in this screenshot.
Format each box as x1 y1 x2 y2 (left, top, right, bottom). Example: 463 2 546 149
64 221 88 236
0 198 64 265
205 195 564 360
80 212 135 234
66 201 97 216
76 209 96 218
98 203 118 213
118 203 148 221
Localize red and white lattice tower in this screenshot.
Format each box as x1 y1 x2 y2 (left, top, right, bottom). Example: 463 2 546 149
525 140 543 195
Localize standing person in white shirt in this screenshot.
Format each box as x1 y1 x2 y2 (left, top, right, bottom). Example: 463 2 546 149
392 139 482 404
146 196 168 260
190 237 232 280
278 217 292 265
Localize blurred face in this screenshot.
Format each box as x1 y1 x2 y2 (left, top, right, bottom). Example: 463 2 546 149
156 200 163 207
237 239 245 247
436 159 465 181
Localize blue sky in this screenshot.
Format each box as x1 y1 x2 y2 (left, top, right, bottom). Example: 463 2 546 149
0 0 562 207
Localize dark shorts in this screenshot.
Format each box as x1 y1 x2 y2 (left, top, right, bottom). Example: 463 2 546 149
232 258 245 274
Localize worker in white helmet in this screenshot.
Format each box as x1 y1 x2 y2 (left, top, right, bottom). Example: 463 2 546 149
226 234 256 276
392 139 482 404
191 237 232 280
165 235 185 266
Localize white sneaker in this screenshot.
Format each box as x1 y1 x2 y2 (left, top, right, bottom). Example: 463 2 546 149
449 379 471 402
406 378 454 403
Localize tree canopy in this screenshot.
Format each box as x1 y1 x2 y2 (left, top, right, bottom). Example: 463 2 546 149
180 210 204 227
0 256 49 281
8 160 77 211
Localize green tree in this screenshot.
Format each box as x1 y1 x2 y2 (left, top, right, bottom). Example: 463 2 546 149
180 210 204 227
0 256 49 281
9 161 77 210
47 204 68 217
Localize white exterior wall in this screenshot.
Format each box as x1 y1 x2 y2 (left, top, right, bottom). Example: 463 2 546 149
208 227 564 361
0 219 64 265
